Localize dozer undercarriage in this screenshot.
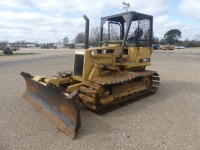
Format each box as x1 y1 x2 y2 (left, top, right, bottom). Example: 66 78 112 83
21 11 160 139
79 70 159 112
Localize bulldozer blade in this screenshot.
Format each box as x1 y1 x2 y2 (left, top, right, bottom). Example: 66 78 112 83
20 72 81 139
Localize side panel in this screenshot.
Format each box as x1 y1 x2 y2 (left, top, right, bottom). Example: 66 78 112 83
128 47 151 63
82 47 119 81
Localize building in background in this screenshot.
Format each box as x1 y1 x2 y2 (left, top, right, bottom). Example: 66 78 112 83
52 43 64 48
75 43 84 49
13 43 27 48
27 43 35 48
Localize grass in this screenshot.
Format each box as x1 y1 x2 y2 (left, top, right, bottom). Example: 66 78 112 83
0 52 37 56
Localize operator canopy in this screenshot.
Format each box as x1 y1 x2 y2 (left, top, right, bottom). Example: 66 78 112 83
100 11 153 47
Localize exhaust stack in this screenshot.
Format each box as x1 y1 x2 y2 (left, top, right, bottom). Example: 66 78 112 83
83 14 89 49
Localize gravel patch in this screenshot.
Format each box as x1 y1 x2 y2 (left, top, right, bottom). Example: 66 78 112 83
0 48 200 149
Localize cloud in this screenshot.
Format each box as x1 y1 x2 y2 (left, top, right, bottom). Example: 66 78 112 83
34 0 105 16
154 15 195 40
0 11 85 42
178 0 200 20
0 0 33 10
0 0 196 42
128 0 169 15
32 0 169 17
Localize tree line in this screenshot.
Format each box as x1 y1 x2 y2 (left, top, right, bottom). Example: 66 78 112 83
63 28 200 47
154 29 200 47
63 26 100 47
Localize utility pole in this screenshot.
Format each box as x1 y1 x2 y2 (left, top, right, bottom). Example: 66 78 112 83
122 2 130 12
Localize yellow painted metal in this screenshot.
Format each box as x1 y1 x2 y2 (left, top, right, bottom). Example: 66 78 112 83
31 43 153 96
88 65 99 80
29 44 153 95
72 76 84 82
45 77 71 86
79 93 96 103
78 44 152 81
100 86 146 105
68 83 83 93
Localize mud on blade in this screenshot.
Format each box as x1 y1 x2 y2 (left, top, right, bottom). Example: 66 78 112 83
20 72 81 139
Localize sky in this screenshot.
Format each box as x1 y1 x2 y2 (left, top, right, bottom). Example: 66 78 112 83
0 0 200 43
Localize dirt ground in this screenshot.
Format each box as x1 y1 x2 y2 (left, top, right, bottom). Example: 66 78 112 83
0 47 200 150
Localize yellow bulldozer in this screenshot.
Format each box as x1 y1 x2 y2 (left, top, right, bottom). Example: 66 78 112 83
21 11 160 139
160 44 174 50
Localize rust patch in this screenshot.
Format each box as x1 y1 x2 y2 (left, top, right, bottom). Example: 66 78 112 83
89 70 156 85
